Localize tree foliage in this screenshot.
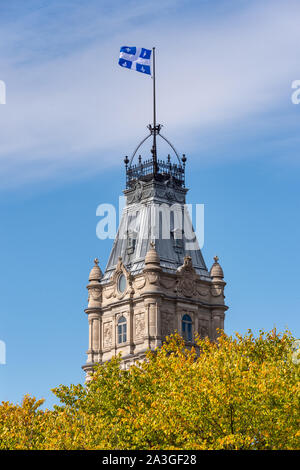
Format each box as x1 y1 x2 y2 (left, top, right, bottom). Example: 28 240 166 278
0 329 299 449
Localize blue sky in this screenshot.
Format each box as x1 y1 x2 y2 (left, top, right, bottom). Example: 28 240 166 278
0 0 299 409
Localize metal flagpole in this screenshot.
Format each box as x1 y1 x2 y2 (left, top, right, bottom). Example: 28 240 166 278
153 47 156 131
152 47 158 175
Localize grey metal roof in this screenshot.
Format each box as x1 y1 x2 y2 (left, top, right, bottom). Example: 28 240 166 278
102 178 211 283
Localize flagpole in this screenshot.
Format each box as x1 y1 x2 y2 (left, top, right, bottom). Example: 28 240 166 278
153 47 156 131
152 47 158 175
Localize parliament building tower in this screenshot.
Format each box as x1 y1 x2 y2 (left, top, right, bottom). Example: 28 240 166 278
82 124 228 379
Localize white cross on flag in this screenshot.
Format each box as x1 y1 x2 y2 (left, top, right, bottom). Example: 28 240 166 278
118 46 151 75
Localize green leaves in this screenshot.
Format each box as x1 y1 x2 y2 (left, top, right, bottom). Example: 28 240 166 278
0 329 299 449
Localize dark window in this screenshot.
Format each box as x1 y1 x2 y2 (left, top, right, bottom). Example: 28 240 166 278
171 228 184 253
126 230 137 255
118 316 127 344
182 314 192 342
127 237 136 254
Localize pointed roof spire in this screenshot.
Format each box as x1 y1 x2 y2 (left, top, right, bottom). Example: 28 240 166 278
145 240 160 266
210 255 224 279
88 258 103 282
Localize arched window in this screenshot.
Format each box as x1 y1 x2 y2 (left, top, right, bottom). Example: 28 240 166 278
118 273 127 293
182 314 192 342
117 316 127 344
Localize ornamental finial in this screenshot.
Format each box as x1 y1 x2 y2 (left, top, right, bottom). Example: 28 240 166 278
94 258 99 266
214 255 219 263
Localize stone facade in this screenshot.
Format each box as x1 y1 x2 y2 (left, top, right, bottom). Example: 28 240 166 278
82 249 227 380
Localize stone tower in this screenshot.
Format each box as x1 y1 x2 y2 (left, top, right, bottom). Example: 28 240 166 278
82 126 228 379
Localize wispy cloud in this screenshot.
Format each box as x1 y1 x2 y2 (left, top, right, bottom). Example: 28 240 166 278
0 0 300 188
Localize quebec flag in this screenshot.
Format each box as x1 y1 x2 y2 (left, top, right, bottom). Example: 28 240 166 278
119 46 151 75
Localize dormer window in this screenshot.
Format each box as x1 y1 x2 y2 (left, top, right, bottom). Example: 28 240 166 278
171 228 184 253
126 230 137 255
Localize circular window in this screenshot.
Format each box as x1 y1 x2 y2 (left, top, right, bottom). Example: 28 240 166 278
118 273 127 293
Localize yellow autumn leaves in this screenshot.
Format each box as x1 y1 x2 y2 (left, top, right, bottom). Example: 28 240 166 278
0 329 299 449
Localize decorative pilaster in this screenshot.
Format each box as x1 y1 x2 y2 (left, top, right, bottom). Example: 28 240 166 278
209 256 227 339
143 242 162 348
85 258 103 366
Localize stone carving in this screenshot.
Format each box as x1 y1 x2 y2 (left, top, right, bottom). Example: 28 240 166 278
211 285 223 297
197 286 210 297
156 188 185 203
103 322 112 348
135 277 146 290
103 286 114 299
142 189 153 199
177 278 195 297
147 271 159 284
109 257 134 299
126 179 186 205
160 277 177 290
89 287 102 301
162 177 186 202
116 312 128 322
135 313 145 339
165 188 175 201
126 181 146 204
176 256 198 298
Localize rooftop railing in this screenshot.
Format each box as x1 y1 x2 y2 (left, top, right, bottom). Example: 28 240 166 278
125 155 186 189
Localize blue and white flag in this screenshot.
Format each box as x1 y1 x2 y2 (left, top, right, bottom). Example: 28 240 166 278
119 46 151 75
